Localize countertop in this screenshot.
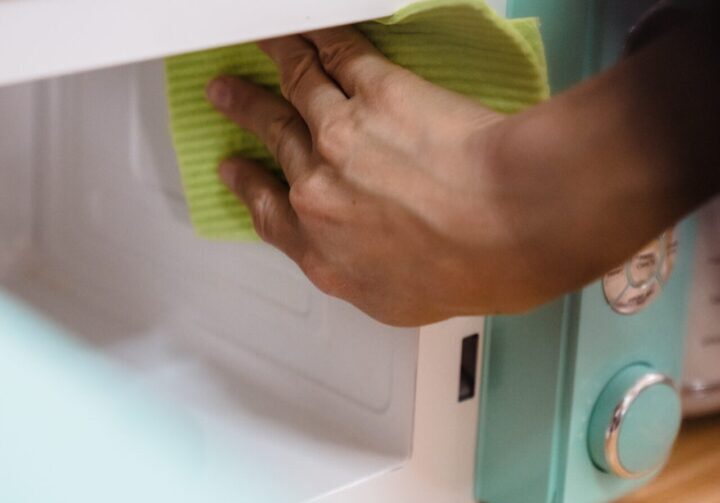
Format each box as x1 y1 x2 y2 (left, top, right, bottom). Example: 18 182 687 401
616 413 720 502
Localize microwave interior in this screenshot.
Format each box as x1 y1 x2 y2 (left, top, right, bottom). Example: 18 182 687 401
0 61 424 502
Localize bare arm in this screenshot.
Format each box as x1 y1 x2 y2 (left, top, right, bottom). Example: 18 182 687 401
483 9 720 304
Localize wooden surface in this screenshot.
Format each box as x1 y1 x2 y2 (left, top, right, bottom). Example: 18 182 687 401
616 413 720 502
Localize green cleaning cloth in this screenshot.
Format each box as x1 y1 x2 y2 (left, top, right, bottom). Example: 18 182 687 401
165 0 549 240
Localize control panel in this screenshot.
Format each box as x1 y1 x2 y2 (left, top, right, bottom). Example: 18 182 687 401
475 200 695 503
476 1 694 502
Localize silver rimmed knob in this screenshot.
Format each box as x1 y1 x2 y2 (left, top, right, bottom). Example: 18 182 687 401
588 365 681 479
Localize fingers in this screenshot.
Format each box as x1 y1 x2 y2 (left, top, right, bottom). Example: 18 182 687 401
302 26 401 97
207 76 311 183
258 36 347 131
219 158 305 258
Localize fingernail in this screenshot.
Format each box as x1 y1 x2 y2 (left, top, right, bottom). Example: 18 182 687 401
206 78 233 109
218 161 238 187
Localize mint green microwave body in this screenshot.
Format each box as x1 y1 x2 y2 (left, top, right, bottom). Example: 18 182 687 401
476 1 694 502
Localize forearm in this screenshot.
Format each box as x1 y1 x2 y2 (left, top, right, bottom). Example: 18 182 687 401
489 9 720 293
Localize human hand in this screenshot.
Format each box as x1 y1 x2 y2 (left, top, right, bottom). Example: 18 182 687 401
204 26 540 325
205 20 719 326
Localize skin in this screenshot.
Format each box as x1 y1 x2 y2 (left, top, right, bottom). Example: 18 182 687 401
206 12 720 327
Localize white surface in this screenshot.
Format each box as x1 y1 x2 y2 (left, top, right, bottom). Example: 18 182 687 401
0 62 485 501
317 318 484 502
0 66 415 501
683 197 720 417
0 0 506 87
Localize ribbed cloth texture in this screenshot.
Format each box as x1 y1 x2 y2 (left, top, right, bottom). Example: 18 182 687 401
165 0 549 240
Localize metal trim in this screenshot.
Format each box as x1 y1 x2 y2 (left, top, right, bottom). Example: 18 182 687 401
683 380 720 396
604 372 677 479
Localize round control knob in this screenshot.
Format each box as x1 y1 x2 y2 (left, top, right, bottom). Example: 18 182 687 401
588 365 681 479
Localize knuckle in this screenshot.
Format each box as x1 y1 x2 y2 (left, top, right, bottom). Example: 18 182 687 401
274 133 295 170
372 70 411 106
300 254 343 297
266 113 300 158
318 38 360 75
280 52 316 103
314 108 358 160
287 181 310 215
288 174 326 217
247 189 279 242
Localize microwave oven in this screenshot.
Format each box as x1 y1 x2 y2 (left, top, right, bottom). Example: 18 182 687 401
0 0 711 502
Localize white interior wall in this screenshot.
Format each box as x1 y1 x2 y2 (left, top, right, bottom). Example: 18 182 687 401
0 61 422 501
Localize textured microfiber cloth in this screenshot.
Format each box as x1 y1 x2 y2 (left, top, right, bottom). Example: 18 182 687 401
165 0 549 240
